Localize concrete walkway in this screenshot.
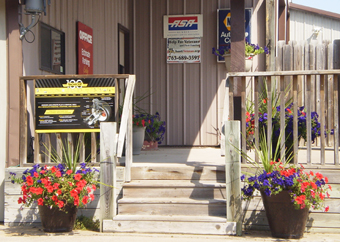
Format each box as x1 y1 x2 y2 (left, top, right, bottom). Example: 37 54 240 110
1 224 339 242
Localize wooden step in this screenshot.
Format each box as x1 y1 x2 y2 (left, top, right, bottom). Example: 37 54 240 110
103 215 236 235
131 165 225 181
122 180 226 199
118 198 226 216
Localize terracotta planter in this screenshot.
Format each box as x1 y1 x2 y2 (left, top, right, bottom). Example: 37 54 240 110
261 190 309 239
38 204 78 232
223 54 253 72
142 140 159 151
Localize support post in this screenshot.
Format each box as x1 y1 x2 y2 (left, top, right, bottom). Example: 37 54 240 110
225 121 242 236
100 122 117 232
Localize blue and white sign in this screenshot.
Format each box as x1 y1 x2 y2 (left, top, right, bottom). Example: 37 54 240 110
217 9 252 62
164 15 203 38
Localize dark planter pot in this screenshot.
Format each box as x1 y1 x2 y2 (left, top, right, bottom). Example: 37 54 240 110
261 190 309 239
38 204 78 232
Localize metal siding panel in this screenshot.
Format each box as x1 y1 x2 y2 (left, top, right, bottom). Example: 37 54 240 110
135 0 151 113
169 64 184 145
200 0 219 145
151 0 168 145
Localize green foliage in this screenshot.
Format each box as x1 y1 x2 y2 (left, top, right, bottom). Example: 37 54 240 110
74 215 100 231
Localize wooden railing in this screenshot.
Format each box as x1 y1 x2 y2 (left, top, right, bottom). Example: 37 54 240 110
223 70 340 166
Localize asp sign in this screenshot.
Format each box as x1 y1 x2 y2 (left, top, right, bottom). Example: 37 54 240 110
164 14 203 38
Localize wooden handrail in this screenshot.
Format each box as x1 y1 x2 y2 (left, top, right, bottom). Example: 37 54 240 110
223 71 340 166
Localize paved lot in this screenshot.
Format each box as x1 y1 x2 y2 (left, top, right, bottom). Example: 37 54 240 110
0 225 339 242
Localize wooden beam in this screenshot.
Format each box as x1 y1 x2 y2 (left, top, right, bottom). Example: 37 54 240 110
225 121 242 236
266 0 276 71
100 122 117 231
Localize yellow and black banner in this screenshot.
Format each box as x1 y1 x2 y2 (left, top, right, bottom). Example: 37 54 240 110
35 78 115 133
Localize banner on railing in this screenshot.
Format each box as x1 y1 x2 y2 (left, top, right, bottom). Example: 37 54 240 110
35 78 115 133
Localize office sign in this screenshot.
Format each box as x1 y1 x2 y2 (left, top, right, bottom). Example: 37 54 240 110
77 21 93 74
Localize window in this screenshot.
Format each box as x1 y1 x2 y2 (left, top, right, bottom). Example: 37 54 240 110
40 22 65 74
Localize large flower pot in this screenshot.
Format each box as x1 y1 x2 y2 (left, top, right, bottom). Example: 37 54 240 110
38 204 78 232
223 54 253 72
133 126 146 155
261 190 309 239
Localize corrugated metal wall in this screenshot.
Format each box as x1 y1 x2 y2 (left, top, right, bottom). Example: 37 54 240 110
290 9 340 44
134 0 265 146
22 0 132 76
20 0 266 147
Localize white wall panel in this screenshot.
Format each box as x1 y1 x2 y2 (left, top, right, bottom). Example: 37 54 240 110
290 9 340 44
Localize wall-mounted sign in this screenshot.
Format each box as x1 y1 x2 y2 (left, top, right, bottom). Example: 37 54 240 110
167 38 201 63
164 14 203 38
77 21 93 74
217 9 252 62
35 78 115 133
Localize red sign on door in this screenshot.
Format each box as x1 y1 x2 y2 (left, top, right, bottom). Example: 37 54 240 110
77 21 93 74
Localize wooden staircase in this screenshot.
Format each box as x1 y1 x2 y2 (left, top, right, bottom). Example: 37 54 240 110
102 164 237 235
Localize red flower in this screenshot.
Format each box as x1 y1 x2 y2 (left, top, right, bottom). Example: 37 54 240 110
263 99 267 104
66 170 73 175
37 198 44 206
26 176 33 186
82 196 89 205
142 119 145 127
316 172 323 180
57 189 62 195
310 171 314 176
92 184 96 191
319 193 325 200
40 170 46 174
286 108 292 113
53 183 60 190
310 182 317 190
90 194 94 201
34 172 39 178
328 185 332 191
40 178 49 185
74 174 82 181
325 177 329 183
70 189 78 198
58 200 64 209
74 197 79 206
55 171 61 178
52 195 58 202
295 195 306 205
46 185 54 193
87 187 92 193
325 206 330 212
51 166 57 173
18 197 26 204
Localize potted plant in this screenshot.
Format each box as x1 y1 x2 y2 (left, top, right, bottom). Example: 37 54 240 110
10 137 99 232
212 41 269 71
245 82 333 161
142 112 166 151
240 130 332 239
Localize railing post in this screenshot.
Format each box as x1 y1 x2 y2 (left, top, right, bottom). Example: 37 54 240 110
221 75 230 156
100 122 117 232
225 120 242 236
